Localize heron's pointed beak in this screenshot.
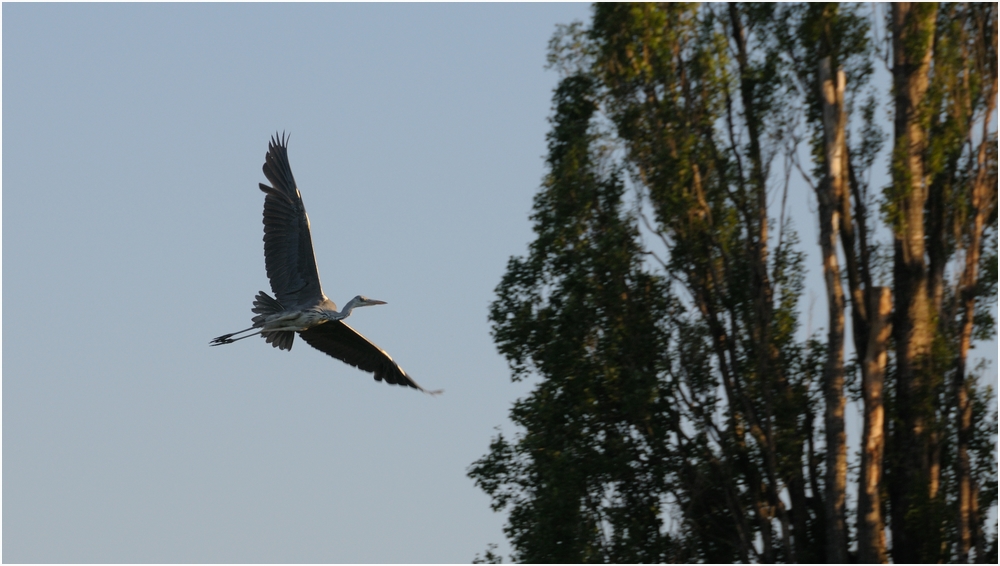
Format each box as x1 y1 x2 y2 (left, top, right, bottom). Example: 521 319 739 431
368 299 387 306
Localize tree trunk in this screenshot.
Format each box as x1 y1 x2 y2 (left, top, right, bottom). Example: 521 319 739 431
817 56 848 564
728 7 795 560
955 67 997 562
858 287 891 563
888 4 939 562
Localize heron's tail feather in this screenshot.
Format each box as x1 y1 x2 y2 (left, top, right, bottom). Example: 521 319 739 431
252 291 295 351
252 291 285 325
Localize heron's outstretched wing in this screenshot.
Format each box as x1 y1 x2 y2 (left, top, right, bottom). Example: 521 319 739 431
258 133 326 310
298 321 438 393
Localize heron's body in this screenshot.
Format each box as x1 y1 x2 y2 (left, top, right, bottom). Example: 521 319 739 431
211 134 439 394
258 306 330 333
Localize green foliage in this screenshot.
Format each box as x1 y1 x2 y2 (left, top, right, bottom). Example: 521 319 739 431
772 2 876 184
471 543 503 564
471 73 678 563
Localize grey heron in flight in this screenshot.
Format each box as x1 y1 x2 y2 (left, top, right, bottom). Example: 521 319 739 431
211 133 439 394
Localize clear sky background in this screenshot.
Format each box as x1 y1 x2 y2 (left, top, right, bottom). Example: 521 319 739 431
3 3 592 562
3 3 995 564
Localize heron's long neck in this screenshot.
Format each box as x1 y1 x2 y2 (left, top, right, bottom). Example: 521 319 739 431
335 298 362 320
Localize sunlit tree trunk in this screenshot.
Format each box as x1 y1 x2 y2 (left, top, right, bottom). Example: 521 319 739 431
817 56 848 564
887 3 938 562
953 6 998 560
858 287 891 563
955 73 997 563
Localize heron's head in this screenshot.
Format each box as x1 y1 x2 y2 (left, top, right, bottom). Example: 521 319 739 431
352 295 387 308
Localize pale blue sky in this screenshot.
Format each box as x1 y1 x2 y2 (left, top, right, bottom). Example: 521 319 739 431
3 3 995 563
3 3 593 562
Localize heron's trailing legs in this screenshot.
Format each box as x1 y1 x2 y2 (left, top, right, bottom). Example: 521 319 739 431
210 325 306 346
210 327 261 346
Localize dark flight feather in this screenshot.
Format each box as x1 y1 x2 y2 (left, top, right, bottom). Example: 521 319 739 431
258 133 327 311
299 321 439 393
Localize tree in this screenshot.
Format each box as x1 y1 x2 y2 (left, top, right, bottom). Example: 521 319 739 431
883 3 998 561
471 3 997 562
469 74 677 563
773 3 885 560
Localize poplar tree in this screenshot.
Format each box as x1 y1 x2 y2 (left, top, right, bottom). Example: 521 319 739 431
471 3 997 562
